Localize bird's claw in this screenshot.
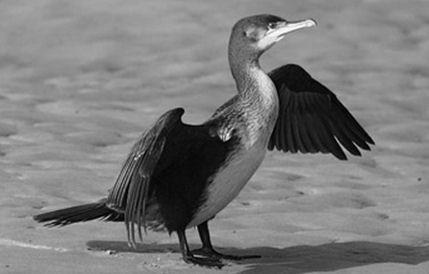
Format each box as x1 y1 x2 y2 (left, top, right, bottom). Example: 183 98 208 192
191 247 261 261
183 253 225 268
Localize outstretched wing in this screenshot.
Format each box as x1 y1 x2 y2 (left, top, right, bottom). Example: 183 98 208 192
106 108 184 246
268 64 374 160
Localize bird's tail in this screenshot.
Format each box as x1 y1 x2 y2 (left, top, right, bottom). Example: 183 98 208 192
33 199 123 227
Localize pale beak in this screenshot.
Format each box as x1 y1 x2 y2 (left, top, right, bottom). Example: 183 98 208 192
267 19 317 42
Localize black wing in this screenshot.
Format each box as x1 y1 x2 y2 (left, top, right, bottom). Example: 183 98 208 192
106 108 235 246
106 108 185 246
268 64 374 160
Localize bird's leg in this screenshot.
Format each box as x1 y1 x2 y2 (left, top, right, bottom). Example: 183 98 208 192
192 221 261 260
177 229 224 268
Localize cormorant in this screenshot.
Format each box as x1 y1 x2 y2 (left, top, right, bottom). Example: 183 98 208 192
34 14 374 268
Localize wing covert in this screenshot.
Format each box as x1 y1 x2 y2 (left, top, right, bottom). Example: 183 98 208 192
268 64 374 160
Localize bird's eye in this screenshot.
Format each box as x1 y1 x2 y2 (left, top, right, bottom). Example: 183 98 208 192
268 22 277 29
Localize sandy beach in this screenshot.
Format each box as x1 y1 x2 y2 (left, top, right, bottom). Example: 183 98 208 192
1 0 429 273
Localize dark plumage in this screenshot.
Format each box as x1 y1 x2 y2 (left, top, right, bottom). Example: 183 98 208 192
268 64 374 159
34 14 374 268
106 108 239 243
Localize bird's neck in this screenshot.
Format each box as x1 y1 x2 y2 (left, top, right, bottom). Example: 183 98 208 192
228 50 278 106
228 47 279 147
229 46 259 93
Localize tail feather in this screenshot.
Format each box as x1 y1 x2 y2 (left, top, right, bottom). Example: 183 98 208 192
34 200 123 227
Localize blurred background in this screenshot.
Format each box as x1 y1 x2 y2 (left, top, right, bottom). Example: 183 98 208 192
0 1 428 273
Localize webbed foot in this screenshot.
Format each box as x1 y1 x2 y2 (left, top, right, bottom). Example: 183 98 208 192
192 246 260 261
183 253 225 268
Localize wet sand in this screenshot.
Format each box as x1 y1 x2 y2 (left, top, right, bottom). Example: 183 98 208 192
1 0 429 273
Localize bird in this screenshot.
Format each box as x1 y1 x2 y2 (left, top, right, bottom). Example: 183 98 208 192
34 14 374 268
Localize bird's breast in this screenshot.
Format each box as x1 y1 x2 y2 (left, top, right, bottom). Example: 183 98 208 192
187 139 267 228
188 114 277 228
187 70 279 227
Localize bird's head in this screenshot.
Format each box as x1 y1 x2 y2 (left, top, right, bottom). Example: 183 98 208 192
229 14 316 60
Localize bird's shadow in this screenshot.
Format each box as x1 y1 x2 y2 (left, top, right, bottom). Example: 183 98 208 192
86 240 429 274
